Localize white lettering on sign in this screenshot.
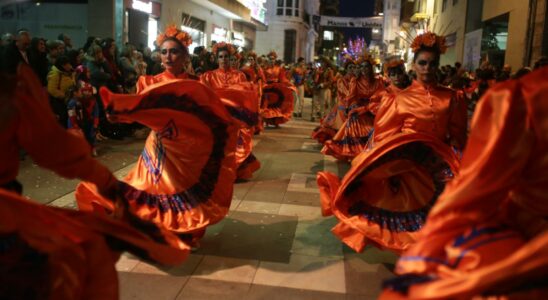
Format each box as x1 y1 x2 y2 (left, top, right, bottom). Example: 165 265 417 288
132 0 152 14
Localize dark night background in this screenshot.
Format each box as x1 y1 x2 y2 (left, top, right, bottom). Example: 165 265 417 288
339 0 375 44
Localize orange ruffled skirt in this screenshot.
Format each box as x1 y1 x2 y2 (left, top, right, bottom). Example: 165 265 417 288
216 87 261 180
311 104 347 145
261 82 295 125
0 188 188 300
322 104 375 161
317 133 460 253
76 80 239 239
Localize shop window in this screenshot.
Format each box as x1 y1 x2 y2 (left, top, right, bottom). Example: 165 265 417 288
323 30 334 41
284 29 296 63
276 0 299 17
181 13 206 53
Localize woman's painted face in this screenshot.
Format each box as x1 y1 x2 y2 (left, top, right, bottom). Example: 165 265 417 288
247 56 255 65
346 63 357 76
388 67 407 88
218 50 230 68
413 51 439 84
160 40 187 74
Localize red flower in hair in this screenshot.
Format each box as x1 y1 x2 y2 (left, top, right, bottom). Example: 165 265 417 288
411 32 447 54
212 42 236 56
156 25 192 48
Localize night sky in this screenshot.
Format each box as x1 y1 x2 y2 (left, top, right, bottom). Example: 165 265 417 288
338 0 375 44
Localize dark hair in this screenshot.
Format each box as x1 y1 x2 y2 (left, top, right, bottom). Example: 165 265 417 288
55 55 71 71
297 57 305 63
454 62 462 68
412 46 440 62
193 46 205 55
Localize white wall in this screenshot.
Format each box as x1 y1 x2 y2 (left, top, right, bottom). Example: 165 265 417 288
160 0 231 49
0 3 89 48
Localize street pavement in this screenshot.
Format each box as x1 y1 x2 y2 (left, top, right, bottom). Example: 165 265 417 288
17 98 397 299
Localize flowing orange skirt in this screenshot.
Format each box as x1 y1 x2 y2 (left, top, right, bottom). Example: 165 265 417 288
321 105 375 161
217 87 261 180
318 133 460 253
0 188 188 300
261 82 295 125
76 80 239 239
311 104 346 144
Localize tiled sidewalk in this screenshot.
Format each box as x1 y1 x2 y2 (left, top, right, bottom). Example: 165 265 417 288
114 118 398 300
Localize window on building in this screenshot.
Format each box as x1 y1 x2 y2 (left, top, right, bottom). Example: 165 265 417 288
323 30 334 41
276 0 299 17
442 0 448 12
284 29 296 63
414 0 427 14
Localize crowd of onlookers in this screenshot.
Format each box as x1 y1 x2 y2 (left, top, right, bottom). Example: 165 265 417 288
2 28 547 156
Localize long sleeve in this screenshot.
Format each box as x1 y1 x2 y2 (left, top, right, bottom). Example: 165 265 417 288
372 93 400 143
47 70 65 99
395 78 536 273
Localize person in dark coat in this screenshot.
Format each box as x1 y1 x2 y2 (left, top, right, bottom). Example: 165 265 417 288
3 29 31 74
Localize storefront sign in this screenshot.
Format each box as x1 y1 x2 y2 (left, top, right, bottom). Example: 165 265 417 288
132 0 152 14
212 25 228 42
232 31 245 47
319 16 383 29
463 29 483 71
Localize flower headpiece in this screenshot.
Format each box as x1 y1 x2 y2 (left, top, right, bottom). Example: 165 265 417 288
246 51 257 59
410 32 447 54
233 52 242 60
156 25 192 48
357 53 377 66
383 56 405 73
212 42 236 56
267 51 277 59
342 53 357 68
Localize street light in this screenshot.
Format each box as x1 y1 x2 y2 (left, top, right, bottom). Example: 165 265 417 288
378 12 384 16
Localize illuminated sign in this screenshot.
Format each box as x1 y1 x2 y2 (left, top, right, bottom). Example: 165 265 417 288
232 31 245 47
237 0 267 24
212 25 228 42
132 0 152 14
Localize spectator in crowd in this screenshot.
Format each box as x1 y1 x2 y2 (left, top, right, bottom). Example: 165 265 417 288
47 55 75 127
46 39 64 70
148 49 163 75
58 33 73 51
3 29 31 74
28 37 49 86
118 44 138 93
101 38 122 92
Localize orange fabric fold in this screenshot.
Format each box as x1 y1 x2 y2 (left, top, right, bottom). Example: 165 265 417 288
381 67 548 299
76 79 239 235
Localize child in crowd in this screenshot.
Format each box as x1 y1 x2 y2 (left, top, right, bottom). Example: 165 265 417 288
66 80 99 156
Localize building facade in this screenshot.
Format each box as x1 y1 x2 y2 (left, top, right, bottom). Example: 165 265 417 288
394 0 547 71
255 0 319 63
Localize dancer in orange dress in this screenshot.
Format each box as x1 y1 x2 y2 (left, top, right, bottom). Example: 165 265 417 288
312 56 358 145
201 43 261 180
76 26 240 246
321 55 385 161
261 51 295 126
0 65 188 299
241 51 266 134
381 65 548 300
317 32 468 254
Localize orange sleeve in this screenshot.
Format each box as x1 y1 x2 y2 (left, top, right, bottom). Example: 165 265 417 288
399 79 535 269
372 93 401 143
448 91 468 151
15 65 116 189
